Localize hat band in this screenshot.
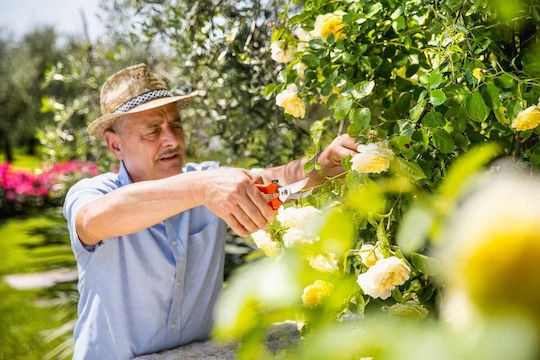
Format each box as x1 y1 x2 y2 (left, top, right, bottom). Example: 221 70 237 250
112 89 172 113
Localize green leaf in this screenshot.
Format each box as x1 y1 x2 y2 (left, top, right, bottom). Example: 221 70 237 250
396 204 433 253
429 89 447 106
304 161 314 173
410 102 425 122
406 64 420 77
334 97 353 120
481 83 501 109
419 69 443 88
466 92 488 122
341 154 352 171
392 16 406 31
264 84 277 98
308 39 324 50
351 80 375 99
432 129 454 153
365 2 383 18
301 54 320 67
439 143 501 199
388 302 429 320
391 288 405 303
421 111 445 128
310 120 325 147
495 73 514 89
349 107 371 129
376 221 391 257
411 253 442 276
523 63 540 77
390 157 426 182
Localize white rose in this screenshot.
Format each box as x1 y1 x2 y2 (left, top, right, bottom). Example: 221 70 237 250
296 27 312 42
293 62 307 79
276 205 322 228
359 244 384 267
308 253 339 272
357 256 410 299
251 230 281 257
351 142 394 174
282 227 317 248
270 40 296 63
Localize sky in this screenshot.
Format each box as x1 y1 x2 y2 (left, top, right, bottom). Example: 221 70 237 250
0 0 103 41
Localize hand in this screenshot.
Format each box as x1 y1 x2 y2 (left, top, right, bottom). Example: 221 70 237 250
200 168 276 237
318 134 358 177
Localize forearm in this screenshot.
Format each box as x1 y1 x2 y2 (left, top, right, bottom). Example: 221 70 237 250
259 157 325 189
76 171 206 245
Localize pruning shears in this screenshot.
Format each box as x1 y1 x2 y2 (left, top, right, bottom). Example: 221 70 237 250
255 178 313 210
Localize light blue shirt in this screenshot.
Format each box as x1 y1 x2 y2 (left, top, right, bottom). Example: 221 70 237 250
63 161 227 359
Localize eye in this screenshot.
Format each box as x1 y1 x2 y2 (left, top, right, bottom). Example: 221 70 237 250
146 129 161 136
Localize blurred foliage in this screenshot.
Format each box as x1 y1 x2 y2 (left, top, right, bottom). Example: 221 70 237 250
0 27 64 162
0 210 77 360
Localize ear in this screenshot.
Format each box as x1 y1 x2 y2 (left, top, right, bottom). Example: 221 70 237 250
104 130 124 160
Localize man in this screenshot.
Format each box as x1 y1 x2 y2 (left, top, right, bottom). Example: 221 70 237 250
64 63 358 359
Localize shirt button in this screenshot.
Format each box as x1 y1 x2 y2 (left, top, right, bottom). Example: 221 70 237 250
171 323 176 329
171 241 177 246
176 281 181 287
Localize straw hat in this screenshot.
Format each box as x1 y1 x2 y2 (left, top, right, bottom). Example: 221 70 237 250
87 63 197 140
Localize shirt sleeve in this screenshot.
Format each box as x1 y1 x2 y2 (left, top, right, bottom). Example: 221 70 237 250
63 174 118 266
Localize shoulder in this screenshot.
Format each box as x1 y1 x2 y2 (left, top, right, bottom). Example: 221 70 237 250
65 171 119 199
183 161 221 172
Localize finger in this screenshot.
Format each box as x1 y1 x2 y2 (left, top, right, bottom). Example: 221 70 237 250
239 193 271 230
247 184 276 221
331 147 359 163
243 170 264 184
233 205 261 233
224 214 249 237
340 135 359 151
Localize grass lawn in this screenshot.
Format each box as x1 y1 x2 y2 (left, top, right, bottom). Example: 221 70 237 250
0 151 41 171
0 211 77 360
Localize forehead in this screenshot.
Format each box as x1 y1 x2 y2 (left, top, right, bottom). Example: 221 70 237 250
127 103 181 128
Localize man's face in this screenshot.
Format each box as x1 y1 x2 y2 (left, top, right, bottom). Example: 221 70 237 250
104 102 186 182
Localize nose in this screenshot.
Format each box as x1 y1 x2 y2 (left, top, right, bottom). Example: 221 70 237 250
161 124 180 148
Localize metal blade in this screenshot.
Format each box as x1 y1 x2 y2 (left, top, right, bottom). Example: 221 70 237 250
278 178 310 202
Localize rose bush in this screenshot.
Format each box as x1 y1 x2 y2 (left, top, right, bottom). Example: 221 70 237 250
214 0 540 358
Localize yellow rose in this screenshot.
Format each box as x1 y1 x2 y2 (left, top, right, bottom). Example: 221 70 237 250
251 230 281 257
275 84 306 118
472 68 484 80
357 256 410 299
359 244 384 267
351 142 394 173
511 105 540 131
443 172 540 325
302 280 333 307
308 253 339 272
313 11 346 41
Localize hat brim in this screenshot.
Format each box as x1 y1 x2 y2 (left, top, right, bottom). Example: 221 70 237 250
87 92 197 140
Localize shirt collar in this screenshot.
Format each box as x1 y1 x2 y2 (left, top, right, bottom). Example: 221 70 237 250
118 160 133 186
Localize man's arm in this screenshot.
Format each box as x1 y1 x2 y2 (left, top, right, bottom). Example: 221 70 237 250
76 168 276 245
258 134 359 189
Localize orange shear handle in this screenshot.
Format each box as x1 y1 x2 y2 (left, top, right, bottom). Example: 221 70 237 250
255 182 282 211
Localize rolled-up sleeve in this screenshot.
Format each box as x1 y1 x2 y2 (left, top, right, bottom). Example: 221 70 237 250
63 174 118 266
